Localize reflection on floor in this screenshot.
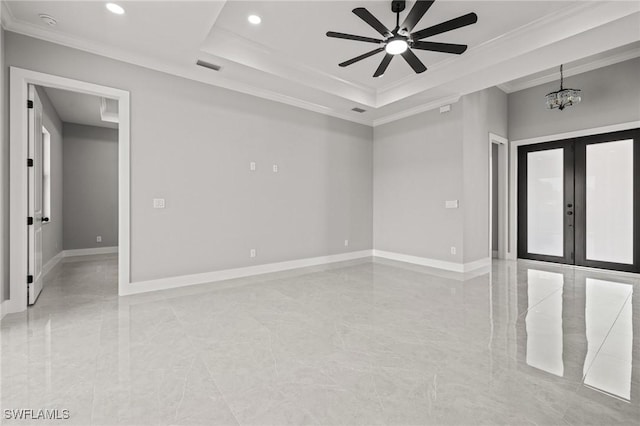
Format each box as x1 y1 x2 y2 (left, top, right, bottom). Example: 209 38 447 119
1 254 639 425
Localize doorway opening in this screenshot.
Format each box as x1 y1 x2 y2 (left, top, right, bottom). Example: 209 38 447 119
26 84 120 305
489 133 509 260
7 68 130 315
517 128 640 273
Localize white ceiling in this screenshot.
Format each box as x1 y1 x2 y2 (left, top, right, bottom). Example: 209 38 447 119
43 87 118 129
3 1 640 126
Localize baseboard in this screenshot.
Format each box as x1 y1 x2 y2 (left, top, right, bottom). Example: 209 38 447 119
43 251 64 276
0 299 19 320
373 250 491 273
121 250 374 296
63 246 118 257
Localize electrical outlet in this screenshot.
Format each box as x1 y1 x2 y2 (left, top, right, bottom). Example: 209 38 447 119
96 236 102 243
250 162 256 171
250 249 256 258
450 246 456 255
153 198 165 209
344 239 349 247
272 164 279 173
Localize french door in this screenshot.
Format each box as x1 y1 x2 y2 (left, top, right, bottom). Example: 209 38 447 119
518 129 640 273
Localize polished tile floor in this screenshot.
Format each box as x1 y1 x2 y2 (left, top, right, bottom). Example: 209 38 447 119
1 254 639 425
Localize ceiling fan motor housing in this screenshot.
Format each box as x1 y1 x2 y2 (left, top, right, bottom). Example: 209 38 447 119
391 1 407 14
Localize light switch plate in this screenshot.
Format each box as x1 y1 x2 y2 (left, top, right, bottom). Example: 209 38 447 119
153 198 165 209
272 164 279 173
445 200 459 209
250 162 256 171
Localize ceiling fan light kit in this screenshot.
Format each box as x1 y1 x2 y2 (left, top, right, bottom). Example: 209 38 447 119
326 0 477 78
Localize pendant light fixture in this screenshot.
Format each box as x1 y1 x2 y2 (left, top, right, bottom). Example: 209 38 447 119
545 65 581 111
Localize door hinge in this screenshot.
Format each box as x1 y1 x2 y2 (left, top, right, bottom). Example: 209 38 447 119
27 275 33 284
27 217 33 226
27 158 34 167
27 100 34 109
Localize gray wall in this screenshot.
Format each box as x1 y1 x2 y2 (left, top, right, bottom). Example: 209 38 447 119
5 32 373 283
374 105 464 263
509 58 640 141
63 123 118 250
36 87 64 265
374 87 507 265
462 87 508 263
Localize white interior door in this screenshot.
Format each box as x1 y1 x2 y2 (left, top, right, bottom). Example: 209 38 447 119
28 84 44 305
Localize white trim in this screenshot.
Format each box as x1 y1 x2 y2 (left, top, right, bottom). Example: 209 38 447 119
508 121 640 261
512 121 640 147
4 1 636 128
372 95 461 127
0 6 370 127
9 67 130 314
121 250 373 296
42 251 64 277
498 47 640 94
0 300 10 320
373 250 491 273
63 247 118 257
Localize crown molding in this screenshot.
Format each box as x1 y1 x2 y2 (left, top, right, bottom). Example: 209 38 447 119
372 95 461 127
376 1 640 107
3 1 639 129
203 27 377 107
498 47 640 94
376 2 593 97
1 9 374 126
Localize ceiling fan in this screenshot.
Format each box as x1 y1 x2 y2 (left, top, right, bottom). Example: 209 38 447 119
326 0 478 77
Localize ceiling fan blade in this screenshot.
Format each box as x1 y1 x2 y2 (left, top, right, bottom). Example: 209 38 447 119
339 48 385 67
401 49 427 74
411 41 468 54
400 1 435 33
353 8 392 37
326 31 383 44
411 12 478 40
373 54 393 78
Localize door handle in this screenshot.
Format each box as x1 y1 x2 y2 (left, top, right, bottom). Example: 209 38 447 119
567 211 573 216
41 217 50 223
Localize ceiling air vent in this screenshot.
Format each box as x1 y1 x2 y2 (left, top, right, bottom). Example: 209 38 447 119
196 60 222 72
351 107 367 113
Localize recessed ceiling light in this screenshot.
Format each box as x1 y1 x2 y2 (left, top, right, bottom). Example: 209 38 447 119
106 3 125 15
248 15 261 25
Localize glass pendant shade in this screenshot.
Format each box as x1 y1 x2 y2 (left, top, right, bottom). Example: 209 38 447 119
546 65 581 111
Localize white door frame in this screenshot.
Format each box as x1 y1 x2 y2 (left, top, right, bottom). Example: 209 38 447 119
508 120 640 261
489 133 509 260
6 67 130 316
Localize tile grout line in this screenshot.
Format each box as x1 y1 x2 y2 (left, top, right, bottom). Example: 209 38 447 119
579 291 633 384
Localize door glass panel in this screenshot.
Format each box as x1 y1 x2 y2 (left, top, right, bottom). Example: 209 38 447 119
586 140 633 264
527 149 564 256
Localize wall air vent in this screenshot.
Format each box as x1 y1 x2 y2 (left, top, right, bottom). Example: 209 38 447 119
196 60 222 72
351 107 367 113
